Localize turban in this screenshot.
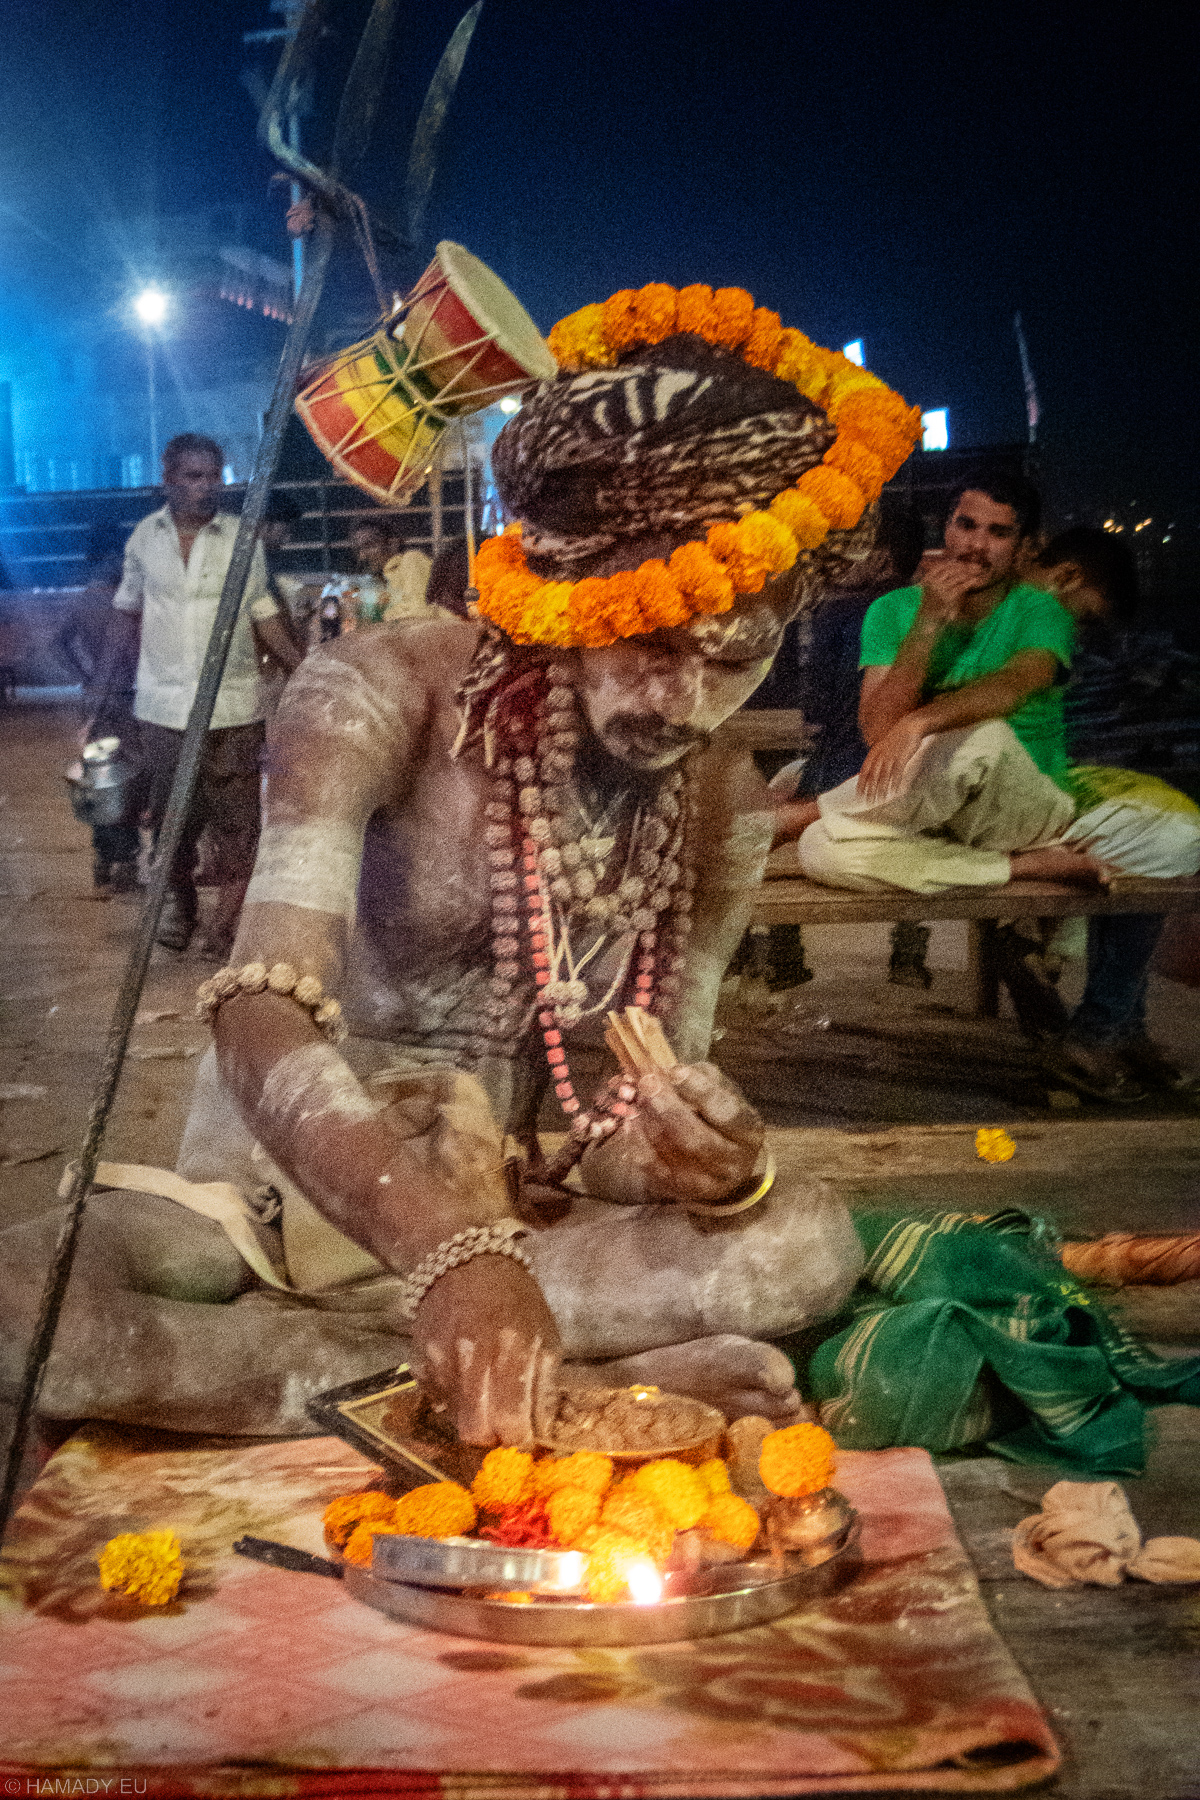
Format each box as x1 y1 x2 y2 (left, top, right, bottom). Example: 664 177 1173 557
492 336 833 574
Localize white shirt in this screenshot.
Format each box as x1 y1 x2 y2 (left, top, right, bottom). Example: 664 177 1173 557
113 507 278 730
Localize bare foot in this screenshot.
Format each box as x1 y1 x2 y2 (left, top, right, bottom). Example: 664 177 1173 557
565 1333 810 1424
771 798 821 848
1009 845 1112 886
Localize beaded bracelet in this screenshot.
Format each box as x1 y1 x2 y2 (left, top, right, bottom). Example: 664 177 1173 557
400 1220 532 1322
195 962 348 1043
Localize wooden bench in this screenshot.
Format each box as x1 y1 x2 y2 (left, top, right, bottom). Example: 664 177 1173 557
721 706 1200 1015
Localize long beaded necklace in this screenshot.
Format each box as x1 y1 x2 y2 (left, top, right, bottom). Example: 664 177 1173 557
475 658 695 1175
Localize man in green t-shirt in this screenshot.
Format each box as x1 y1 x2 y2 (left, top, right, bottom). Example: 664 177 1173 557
795 475 1194 896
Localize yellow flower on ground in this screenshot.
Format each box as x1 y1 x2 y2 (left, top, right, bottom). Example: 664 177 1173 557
700 1492 760 1553
97 1530 183 1606
759 1422 837 1498
472 1447 535 1511
976 1127 1017 1163
631 1458 708 1530
391 1480 477 1539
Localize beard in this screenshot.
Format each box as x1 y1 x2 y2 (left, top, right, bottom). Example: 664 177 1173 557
597 712 711 768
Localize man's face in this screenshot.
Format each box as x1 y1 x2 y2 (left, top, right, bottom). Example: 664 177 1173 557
163 453 221 522
942 490 1025 589
572 606 786 770
1031 560 1109 622
352 526 392 576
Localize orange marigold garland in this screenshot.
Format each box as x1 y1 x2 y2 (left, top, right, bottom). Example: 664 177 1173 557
479 281 922 647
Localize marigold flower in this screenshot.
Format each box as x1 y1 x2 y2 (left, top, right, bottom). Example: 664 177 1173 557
631 557 685 630
705 522 767 595
631 1458 708 1530
473 1447 535 1511
583 1528 651 1603
668 541 734 613
769 488 831 550
97 1530 183 1606
796 466 867 531
759 1422 837 1498
391 1480 477 1539
701 1492 760 1553
695 1457 733 1499
546 1484 604 1547
838 420 914 483
633 283 678 346
343 1519 402 1567
534 1450 615 1498
323 1490 397 1549
822 367 887 411
710 287 755 350
675 283 718 340
774 328 829 397
824 435 886 505
547 303 613 370
735 510 799 574
601 288 642 353
829 388 921 441
743 307 784 373
601 1484 675 1566
976 1126 1017 1163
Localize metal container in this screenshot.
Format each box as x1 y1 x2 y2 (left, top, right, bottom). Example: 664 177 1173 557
65 738 137 829
371 1534 587 1595
344 1516 860 1647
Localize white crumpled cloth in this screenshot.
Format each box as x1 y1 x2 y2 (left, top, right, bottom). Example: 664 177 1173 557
1013 1480 1200 1588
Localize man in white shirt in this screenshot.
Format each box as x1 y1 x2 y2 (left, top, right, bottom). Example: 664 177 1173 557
107 434 302 955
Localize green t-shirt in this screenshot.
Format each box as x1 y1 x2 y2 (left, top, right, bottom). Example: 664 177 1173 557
859 581 1076 792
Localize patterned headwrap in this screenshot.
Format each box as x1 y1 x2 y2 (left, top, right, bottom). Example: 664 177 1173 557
492 337 833 572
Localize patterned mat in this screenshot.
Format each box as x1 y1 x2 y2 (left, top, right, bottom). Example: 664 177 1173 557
0 1426 1058 1796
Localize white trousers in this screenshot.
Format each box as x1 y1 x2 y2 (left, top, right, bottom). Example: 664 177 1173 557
796 722 1200 896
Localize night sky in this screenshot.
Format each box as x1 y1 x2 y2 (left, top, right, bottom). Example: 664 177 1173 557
2 0 1197 527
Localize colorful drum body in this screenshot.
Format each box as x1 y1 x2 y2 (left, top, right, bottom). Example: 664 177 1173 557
295 241 556 505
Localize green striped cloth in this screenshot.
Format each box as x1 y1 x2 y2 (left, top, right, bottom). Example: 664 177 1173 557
793 1210 1200 1476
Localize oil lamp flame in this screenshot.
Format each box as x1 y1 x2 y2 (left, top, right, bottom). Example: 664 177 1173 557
626 1559 664 1606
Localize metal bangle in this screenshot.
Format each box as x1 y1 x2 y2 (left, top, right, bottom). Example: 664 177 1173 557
683 1149 776 1218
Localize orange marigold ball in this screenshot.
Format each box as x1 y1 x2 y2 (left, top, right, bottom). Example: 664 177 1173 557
735 510 799 574
546 1484 604 1547
631 1458 708 1530
701 1492 761 1554
391 1481 477 1539
824 436 886 505
668 540 734 613
710 287 755 350
547 303 613 370
769 488 831 550
695 1457 732 1500
322 1490 396 1549
633 283 678 346
743 307 784 373
774 329 830 398
601 1485 675 1566
534 1451 615 1499
583 1529 645 1604
601 288 642 353
796 466 867 531
343 1519 401 1567
675 283 718 340
838 420 915 482
705 522 767 595
472 1447 535 1511
759 1422 837 1498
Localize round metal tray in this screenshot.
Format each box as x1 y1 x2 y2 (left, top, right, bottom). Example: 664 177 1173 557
344 1514 860 1646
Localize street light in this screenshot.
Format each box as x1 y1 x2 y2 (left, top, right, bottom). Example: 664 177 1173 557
133 288 169 474
134 287 169 327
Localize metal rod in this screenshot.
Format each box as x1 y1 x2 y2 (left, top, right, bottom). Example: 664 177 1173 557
0 219 336 1545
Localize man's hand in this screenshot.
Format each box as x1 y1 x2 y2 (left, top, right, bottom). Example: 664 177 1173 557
914 552 985 623
588 1063 764 1208
408 1256 562 1447
856 714 930 802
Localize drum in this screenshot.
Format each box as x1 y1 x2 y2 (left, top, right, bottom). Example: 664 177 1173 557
295 241 556 505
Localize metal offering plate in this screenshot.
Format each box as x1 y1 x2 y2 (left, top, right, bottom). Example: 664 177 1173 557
345 1500 860 1647
371 1533 587 1595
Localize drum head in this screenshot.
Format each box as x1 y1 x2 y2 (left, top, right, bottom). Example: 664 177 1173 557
436 241 557 381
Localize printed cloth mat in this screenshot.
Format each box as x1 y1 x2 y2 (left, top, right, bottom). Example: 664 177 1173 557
0 1426 1059 1797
